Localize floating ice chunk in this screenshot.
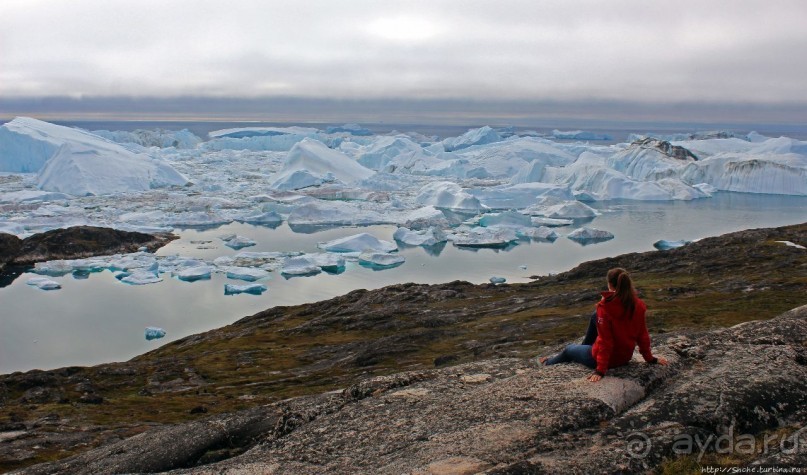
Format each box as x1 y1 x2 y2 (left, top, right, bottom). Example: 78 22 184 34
478 211 532 228
225 283 268 295
393 227 447 247
415 181 484 212
145 327 166 340
552 130 612 141
26 277 61 290
302 253 346 272
567 227 614 243
239 211 282 225
318 233 397 253
358 252 405 268
489 276 506 284
174 265 213 282
281 256 322 276
33 260 75 276
442 126 503 152
517 226 558 241
229 251 300 267
225 267 271 282
521 199 600 219
653 239 691 250
224 235 257 250
530 216 574 227
403 206 449 230
470 182 571 209
451 226 518 248
272 169 334 191
270 138 374 189
287 200 389 227
121 270 163 285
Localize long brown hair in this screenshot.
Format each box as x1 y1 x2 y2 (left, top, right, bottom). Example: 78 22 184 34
607 268 636 318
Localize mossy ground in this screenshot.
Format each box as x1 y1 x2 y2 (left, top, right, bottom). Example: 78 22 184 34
1 223 805 471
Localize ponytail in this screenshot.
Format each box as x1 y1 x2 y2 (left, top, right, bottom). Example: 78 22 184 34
607 268 636 318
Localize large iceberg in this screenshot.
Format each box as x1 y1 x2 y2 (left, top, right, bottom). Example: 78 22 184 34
270 138 374 190
355 136 425 170
442 126 503 152
92 128 202 149
415 181 484 212
552 130 612 141
680 152 807 195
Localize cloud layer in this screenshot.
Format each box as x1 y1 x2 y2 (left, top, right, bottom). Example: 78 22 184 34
1 0 806 104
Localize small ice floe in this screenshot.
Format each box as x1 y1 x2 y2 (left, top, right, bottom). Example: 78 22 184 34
358 252 405 269
775 240 806 250
519 265 528 270
239 210 282 226
32 260 75 276
318 233 397 253
567 227 614 244
26 277 61 290
120 270 162 285
224 235 257 250
224 283 267 295
516 226 558 241
489 276 506 284
653 239 692 251
225 267 271 282
145 327 166 341
174 265 213 282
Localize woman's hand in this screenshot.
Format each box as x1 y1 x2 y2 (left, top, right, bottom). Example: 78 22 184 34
587 373 602 382
657 356 669 365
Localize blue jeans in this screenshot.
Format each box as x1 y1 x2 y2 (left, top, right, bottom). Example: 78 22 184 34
544 344 597 369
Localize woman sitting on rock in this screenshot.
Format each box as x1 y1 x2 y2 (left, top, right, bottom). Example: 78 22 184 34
540 267 668 382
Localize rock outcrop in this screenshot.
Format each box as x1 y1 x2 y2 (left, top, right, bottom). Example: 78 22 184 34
631 137 699 161
0 233 22 271
15 304 807 474
6 226 177 266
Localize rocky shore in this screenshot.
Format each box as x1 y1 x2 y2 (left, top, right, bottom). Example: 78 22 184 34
1 223 806 473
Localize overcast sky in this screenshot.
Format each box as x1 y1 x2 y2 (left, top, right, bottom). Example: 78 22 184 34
1 0 806 122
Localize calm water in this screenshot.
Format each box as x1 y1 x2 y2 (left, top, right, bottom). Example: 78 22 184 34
1 192 806 374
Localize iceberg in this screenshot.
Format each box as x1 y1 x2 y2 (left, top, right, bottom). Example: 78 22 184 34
489 276 506 284
287 200 389 227
92 128 202 149
224 283 268 295
358 252 405 268
355 136 425 170
529 217 574 227
121 270 163 285
517 226 558 241
520 198 600 219
36 142 189 196
442 126 503 152
451 226 518 248
238 210 282 226
567 227 614 244
326 124 373 136
680 152 807 195
393 227 447 247
270 138 374 190
174 265 213 282
469 183 571 209
224 235 257 250
403 206 449 230
605 139 697 181
653 239 691 250
225 267 271 282
26 277 61 290
415 181 484 212
33 260 76 276
145 327 166 340
280 256 323 276
318 233 397 253
478 211 532 228
552 130 612 141
302 253 346 273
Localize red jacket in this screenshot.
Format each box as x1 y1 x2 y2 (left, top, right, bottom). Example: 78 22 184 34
591 291 654 375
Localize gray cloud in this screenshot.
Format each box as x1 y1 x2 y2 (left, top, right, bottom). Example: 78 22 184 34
1 0 806 106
